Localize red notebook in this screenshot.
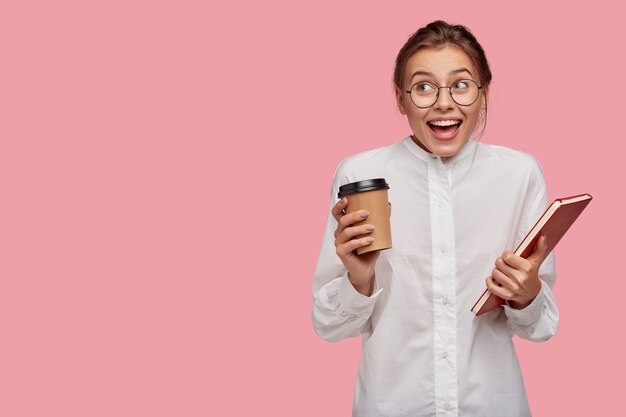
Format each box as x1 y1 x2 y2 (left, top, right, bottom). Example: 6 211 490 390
471 193 593 316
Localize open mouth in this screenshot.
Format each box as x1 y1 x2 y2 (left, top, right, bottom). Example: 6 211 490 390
427 119 462 136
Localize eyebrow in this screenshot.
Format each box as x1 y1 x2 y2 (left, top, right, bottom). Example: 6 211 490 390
410 67 473 81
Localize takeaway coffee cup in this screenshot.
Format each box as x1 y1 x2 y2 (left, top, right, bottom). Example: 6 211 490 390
338 178 392 255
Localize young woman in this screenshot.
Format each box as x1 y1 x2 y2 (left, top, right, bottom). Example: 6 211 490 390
312 21 558 417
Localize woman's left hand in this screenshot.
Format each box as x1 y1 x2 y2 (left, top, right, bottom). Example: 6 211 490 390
486 235 549 310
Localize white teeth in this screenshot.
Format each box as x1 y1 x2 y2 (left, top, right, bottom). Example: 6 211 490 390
428 120 461 126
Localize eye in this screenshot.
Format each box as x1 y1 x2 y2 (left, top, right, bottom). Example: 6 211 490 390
413 82 436 94
452 80 469 90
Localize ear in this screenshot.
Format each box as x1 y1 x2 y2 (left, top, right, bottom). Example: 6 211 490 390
480 86 488 111
395 86 407 115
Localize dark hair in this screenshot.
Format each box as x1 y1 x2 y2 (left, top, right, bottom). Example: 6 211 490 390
393 20 492 90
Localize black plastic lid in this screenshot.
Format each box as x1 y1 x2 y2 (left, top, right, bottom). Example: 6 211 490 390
338 178 389 198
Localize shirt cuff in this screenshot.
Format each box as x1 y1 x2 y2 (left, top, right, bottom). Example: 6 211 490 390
503 280 547 326
337 273 383 315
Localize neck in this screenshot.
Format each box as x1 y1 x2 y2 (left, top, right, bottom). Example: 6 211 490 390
411 135 451 161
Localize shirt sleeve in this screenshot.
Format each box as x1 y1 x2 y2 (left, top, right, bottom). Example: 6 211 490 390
311 168 383 343
503 158 560 342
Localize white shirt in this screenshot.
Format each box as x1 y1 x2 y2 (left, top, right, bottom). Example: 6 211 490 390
312 137 559 417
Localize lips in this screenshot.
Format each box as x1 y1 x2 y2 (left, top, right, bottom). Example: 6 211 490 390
427 119 462 141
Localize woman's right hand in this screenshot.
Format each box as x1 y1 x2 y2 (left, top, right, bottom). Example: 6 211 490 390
332 197 380 296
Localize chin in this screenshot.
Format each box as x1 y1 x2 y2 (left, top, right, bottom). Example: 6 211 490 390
413 127 471 159
429 138 468 158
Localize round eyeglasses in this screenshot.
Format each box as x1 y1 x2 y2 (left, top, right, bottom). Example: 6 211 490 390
405 79 483 108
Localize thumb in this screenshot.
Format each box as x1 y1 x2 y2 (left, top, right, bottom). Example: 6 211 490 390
528 234 549 264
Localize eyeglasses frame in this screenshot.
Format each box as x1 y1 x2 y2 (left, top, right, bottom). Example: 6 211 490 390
404 79 483 109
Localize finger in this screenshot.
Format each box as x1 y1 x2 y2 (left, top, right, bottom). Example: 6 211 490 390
336 237 374 258
528 234 550 265
500 251 532 274
496 255 528 282
491 267 520 293
331 197 348 222
339 224 375 243
486 275 514 300
338 210 369 230
335 223 375 246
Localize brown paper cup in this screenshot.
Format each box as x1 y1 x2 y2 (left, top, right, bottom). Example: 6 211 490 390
339 179 392 255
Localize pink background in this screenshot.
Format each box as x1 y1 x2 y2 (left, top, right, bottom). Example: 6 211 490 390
1 1 623 415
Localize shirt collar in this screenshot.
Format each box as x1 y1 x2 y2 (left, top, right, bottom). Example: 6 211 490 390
402 136 478 164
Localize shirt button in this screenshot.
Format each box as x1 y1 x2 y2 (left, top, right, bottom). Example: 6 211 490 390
442 351 448 359
439 247 445 253
443 402 450 410
442 297 448 305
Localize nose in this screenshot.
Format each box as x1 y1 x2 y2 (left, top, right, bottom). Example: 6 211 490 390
434 86 454 110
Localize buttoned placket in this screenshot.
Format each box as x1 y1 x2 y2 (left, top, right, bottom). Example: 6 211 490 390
428 155 458 416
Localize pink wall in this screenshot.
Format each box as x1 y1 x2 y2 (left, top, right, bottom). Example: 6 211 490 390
1 1 621 416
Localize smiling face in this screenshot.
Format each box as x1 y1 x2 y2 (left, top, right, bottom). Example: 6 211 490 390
395 45 486 159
